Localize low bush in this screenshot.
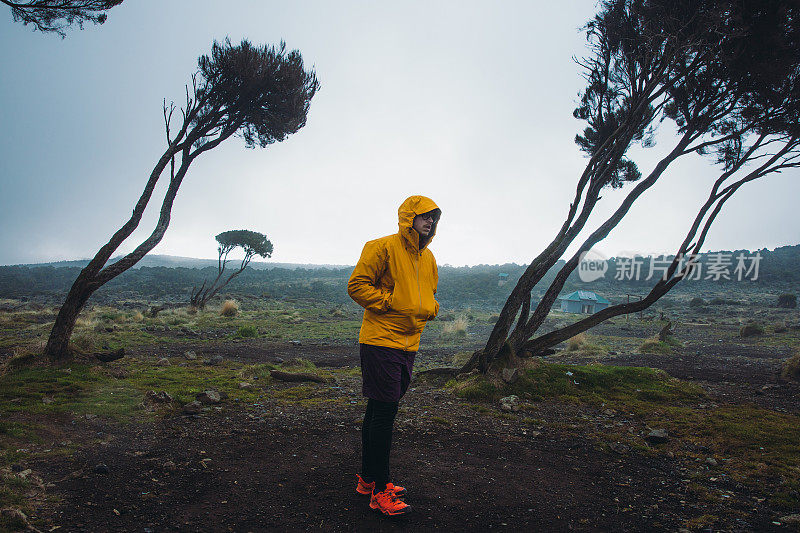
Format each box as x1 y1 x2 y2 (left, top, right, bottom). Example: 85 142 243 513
690 297 706 308
781 350 800 382
237 325 258 338
739 323 765 338
220 300 239 317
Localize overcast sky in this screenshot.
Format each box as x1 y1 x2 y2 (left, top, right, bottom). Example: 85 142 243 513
1 0 797 267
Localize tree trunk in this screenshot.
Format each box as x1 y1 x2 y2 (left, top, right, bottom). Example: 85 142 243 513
43 273 96 359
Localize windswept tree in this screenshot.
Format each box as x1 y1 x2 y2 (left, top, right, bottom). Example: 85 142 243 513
44 39 319 359
190 230 273 310
459 0 800 373
2 0 123 36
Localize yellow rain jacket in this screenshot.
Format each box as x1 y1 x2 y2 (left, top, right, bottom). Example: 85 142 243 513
348 195 441 352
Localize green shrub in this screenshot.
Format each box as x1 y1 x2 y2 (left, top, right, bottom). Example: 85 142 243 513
690 297 706 308
237 325 258 338
739 323 765 337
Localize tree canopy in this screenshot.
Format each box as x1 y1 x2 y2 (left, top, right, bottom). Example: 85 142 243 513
216 230 273 261
2 0 123 36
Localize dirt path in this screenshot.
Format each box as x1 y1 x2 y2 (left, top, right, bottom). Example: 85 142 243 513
29 375 785 532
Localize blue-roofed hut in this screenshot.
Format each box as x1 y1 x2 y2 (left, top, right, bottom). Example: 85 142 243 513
558 290 611 314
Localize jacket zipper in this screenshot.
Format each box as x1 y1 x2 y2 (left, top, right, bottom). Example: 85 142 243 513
416 252 422 319
412 252 421 351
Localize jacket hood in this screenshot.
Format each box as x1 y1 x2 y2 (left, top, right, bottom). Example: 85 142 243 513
398 195 441 252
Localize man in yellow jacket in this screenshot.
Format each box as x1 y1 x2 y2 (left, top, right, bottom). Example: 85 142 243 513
347 195 441 517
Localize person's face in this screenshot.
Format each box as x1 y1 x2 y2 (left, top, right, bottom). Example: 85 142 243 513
413 211 436 236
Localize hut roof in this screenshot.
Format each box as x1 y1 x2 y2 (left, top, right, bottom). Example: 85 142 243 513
559 290 610 304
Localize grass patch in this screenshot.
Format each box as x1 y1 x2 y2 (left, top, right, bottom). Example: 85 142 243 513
430 416 452 426
272 385 317 401
123 360 264 405
0 364 142 418
639 339 673 354
449 362 703 407
0 359 273 421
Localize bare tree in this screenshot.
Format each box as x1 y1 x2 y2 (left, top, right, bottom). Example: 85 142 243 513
44 39 319 359
190 230 273 310
2 0 123 36
459 0 800 373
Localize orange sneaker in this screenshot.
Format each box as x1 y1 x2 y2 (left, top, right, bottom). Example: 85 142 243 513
370 487 411 516
356 474 407 497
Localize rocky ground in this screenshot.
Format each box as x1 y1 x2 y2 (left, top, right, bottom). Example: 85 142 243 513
6 337 796 533
3 303 800 532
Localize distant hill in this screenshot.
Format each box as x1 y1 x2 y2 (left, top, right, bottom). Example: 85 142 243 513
10 254 346 271
0 245 796 310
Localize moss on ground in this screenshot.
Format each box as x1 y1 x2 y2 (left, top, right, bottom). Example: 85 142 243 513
450 363 703 406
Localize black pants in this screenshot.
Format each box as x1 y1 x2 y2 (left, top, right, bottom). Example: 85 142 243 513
361 398 399 492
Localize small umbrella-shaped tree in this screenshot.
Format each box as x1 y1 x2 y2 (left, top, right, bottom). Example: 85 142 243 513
190 230 273 310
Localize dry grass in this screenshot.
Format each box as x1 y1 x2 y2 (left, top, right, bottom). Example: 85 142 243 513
564 332 607 355
74 316 97 329
566 332 588 351
132 311 144 322
441 315 468 339
220 299 239 317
